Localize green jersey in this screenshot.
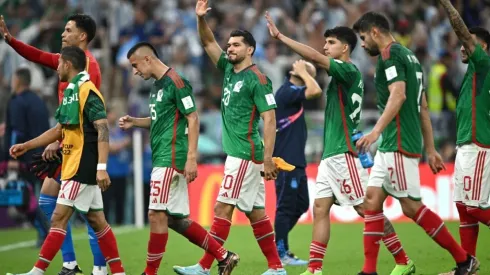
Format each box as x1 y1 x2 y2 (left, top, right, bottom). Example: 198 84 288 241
374 43 423 157
322 58 364 159
149 69 197 171
217 52 276 162
456 44 490 147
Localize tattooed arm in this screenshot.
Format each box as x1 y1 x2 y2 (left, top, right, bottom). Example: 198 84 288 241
438 0 475 54
93 119 109 165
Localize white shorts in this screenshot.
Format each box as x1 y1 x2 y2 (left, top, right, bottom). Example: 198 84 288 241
315 153 368 206
453 144 490 208
217 156 265 213
149 167 190 217
368 151 421 199
57 180 103 213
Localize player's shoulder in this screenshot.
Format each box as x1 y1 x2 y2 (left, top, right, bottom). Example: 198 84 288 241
381 43 408 61
246 65 270 85
165 68 190 90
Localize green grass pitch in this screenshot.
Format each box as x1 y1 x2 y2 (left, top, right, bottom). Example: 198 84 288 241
0 223 488 275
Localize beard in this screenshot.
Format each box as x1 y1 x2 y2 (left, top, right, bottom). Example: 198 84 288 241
228 54 245 64
364 46 380 56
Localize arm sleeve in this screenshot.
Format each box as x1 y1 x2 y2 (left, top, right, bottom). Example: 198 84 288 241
84 91 107 122
328 58 355 84
382 52 407 86
9 38 59 69
278 85 306 106
172 83 197 115
216 52 230 71
469 44 490 68
253 78 276 113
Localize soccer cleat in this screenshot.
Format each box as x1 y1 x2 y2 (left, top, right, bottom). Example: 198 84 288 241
217 251 240 275
261 268 287 275
357 272 378 275
390 260 416 275
7 268 44 275
454 255 480 275
173 264 210 275
280 251 308 266
59 265 84 275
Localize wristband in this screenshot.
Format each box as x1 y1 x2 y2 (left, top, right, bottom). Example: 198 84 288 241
97 163 107 171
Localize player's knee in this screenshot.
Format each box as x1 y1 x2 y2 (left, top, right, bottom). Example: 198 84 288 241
313 200 330 218
148 210 168 225
400 198 423 219
168 217 192 234
213 202 233 220
50 209 69 228
247 208 266 222
363 189 384 212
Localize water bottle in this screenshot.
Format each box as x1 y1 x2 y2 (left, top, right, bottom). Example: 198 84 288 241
352 131 374 168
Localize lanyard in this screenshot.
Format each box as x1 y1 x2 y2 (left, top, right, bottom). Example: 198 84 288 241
276 106 304 132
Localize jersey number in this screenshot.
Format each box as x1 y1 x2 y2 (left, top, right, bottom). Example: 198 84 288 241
150 104 157 120
349 80 363 122
222 87 231 106
416 72 423 113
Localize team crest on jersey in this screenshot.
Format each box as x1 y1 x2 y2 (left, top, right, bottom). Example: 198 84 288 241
233 81 243 92
156 89 163 102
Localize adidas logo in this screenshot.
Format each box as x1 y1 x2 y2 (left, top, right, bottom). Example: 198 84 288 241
152 198 157 204
349 196 354 200
220 192 229 198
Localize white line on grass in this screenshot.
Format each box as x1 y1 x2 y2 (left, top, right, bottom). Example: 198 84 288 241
0 226 141 253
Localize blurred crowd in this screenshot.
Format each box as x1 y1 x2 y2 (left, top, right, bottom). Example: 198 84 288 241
1 0 490 166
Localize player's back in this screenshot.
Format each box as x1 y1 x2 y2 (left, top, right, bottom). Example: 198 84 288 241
217 53 276 163
456 44 490 147
323 58 364 159
374 43 423 157
58 50 101 103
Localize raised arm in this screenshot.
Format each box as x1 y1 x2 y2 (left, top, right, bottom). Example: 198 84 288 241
10 123 63 159
292 60 322 99
265 11 331 70
196 0 223 66
118 115 151 130
438 0 475 55
0 16 58 69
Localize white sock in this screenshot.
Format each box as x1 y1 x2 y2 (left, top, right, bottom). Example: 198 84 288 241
62 261 78 269
31 267 45 275
92 266 108 275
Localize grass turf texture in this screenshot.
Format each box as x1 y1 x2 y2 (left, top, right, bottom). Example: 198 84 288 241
0 223 488 275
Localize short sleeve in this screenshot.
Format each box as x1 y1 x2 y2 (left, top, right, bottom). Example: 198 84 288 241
253 78 276 113
84 91 107 122
328 58 355 84
382 52 407 85
173 83 197 115
217 52 231 71
277 85 306 105
469 44 490 67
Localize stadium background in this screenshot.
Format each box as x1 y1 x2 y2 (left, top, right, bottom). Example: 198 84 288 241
0 0 489 274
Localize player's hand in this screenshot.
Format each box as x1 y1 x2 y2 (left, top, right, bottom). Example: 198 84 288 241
356 130 380 153
196 0 211 17
290 60 308 77
0 15 12 43
427 150 446 174
9 143 28 159
265 11 281 39
43 141 60 161
118 115 134 130
263 158 278 181
96 170 111 192
184 158 198 183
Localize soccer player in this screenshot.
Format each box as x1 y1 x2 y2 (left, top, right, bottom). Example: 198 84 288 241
352 12 479 275
0 14 105 275
272 60 320 266
7 46 125 275
172 0 285 274
437 0 490 273
118 42 239 275
265 13 415 275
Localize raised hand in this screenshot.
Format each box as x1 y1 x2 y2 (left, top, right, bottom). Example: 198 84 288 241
265 11 280 38
291 60 308 77
196 0 212 17
0 15 12 42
